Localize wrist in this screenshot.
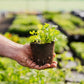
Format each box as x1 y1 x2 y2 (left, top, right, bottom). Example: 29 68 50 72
8 44 24 59
1 42 23 59
0 35 24 60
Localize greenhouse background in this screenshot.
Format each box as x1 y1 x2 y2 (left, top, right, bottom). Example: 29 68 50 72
0 0 84 11
0 0 84 84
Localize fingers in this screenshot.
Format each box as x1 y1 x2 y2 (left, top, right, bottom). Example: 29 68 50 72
50 61 57 68
20 61 57 70
32 61 57 70
17 54 57 70
39 64 51 70
34 65 39 69
29 62 36 68
28 53 56 69
33 64 50 70
27 60 33 65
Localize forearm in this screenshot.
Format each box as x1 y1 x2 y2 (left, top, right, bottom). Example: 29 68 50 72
0 35 23 59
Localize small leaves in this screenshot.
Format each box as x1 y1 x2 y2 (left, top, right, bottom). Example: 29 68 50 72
44 23 49 28
55 30 60 35
30 30 35 35
37 24 43 29
29 23 62 44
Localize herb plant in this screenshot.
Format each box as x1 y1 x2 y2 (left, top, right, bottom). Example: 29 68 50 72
28 23 60 44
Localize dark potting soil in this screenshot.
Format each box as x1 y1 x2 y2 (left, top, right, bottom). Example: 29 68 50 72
30 42 54 66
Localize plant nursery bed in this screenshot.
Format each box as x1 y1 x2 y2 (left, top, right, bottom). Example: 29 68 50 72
45 20 84 40
8 14 41 37
49 20 84 41
69 42 84 65
52 21 84 43
51 13 84 42
56 51 76 69
45 20 69 36
9 25 38 37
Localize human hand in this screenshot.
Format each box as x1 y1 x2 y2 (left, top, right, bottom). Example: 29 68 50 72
14 44 57 70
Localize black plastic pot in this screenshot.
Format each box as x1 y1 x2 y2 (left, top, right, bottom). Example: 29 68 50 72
30 42 55 66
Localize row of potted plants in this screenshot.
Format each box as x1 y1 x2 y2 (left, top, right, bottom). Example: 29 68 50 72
8 14 41 36
43 11 58 22
43 12 84 26
12 14 40 26
43 12 84 36
65 28 84 35
52 13 84 36
70 42 84 65
8 13 84 37
9 25 38 37
56 51 84 73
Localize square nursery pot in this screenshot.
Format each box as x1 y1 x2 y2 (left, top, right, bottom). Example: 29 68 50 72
30 41 55 66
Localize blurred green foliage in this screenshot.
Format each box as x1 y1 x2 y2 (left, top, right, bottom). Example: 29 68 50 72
71 42 84 59
0 12 84 84
9 15 40 36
